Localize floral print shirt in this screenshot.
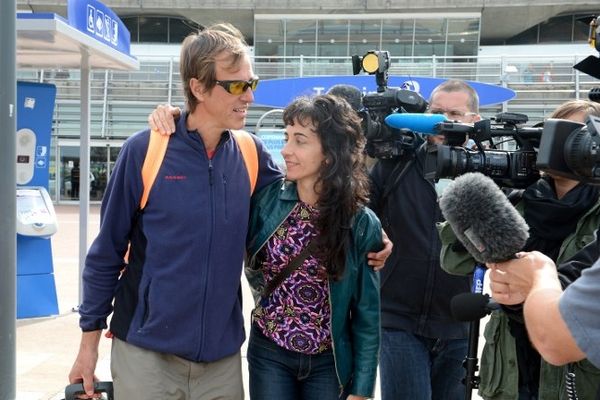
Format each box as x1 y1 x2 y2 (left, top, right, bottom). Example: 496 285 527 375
253 202 331 354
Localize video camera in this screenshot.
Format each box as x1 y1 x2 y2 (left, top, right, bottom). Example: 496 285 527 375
425 113 600 189
426 16 600 188
536 16 600 185
537 115 600 184
352 50 428 159
424 113 542 188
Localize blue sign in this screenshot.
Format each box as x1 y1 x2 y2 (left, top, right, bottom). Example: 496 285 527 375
253 76 515 108
16 82 59 319
17 82 56 188
256 129 286 168
68 0 131 56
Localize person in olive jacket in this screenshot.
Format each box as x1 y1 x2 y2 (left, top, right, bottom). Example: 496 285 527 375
439 99 600 400
245 94 382 400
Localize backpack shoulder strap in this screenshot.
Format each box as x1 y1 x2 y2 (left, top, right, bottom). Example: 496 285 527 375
140 130 169 209
231 129 259 195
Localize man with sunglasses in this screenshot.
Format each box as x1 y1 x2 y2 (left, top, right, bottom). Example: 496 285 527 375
370 79 480 400
68 24 283 400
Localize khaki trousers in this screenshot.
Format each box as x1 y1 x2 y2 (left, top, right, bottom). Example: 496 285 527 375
111 338 244 400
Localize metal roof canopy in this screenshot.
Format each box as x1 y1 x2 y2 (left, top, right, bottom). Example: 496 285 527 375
17 13 138 70
17 12 139 306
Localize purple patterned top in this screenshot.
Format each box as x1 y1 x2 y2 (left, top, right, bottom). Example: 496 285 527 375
253 202 332 354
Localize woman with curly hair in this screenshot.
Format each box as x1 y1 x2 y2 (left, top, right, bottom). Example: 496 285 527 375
245 94 383 400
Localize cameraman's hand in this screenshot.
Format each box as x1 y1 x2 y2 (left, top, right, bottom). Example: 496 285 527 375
148 104 181 135
368 229 392 272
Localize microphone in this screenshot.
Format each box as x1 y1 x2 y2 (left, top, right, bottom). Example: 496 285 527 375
385 113 447 135
439 172 529 264
451 293 500 322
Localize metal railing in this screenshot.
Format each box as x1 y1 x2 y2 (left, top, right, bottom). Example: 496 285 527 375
17 53 599 138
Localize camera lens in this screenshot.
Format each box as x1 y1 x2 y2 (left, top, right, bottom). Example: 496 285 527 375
564 125 600 178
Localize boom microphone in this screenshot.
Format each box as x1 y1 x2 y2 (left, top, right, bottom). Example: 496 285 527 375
451 293 500 322
385 113 447 135
439 172 529 264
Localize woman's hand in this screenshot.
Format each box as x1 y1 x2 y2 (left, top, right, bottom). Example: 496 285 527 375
148 104 181 135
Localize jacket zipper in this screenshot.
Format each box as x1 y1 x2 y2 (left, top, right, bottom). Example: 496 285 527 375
327 281 344 394
223 174 228 221
198 154 216 358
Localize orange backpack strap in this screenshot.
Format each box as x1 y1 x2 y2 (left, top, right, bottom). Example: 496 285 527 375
231 129 259 195
140 129 170 209
124 130 169 265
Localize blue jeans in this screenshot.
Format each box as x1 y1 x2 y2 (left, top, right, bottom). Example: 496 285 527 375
247 325 347 400
380 328 468 400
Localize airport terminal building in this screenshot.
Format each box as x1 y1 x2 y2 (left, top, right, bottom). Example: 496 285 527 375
16 0 600 203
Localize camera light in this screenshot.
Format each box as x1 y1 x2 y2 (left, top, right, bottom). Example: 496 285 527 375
362 53 380 73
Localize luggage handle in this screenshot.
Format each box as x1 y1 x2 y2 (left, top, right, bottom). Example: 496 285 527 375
64 381 113 400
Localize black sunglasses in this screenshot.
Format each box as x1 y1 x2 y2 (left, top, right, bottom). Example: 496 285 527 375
215 78 259 95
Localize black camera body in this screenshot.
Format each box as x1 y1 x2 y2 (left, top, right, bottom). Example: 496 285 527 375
535 16 600 185
428 145 539 189
424 113 542 188
426 114 600 188
537 116 600 184
352 50 428 159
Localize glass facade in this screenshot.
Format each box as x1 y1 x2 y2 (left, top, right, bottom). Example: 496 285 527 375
287 20 317 57
255 20 285 57
56 141 123 203
254 14 481 59
318 19 350 58
122 15 202 44
494 13 599 45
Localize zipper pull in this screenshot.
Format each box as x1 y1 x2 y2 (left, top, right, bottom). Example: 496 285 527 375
208 159 214 186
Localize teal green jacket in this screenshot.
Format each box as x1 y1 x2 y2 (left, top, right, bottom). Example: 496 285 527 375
246 180 382 398
438 198 600 400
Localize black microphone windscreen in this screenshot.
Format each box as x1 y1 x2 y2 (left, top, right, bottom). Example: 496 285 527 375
439 172 529 264
451 293 498 322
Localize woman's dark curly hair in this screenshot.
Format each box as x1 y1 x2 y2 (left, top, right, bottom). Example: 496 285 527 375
283 94 370 279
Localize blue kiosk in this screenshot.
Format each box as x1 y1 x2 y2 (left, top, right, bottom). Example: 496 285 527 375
16 0 139 318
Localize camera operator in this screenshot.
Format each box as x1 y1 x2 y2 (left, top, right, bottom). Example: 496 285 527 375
370 79 480 400
440 100 600 400
327 84 363 113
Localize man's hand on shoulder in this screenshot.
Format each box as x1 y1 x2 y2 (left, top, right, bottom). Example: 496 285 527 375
368 229 392 272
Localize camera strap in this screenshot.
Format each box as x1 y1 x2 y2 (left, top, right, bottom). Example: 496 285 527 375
381 156 414 207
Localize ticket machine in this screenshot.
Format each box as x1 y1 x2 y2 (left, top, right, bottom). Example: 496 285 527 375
17 187 57 238
16 81 59 318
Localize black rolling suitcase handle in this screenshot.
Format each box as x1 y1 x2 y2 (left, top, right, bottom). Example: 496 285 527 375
64 381 113 400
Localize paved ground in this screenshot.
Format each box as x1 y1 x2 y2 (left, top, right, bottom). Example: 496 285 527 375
16 204 485 399
16 205 110 400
